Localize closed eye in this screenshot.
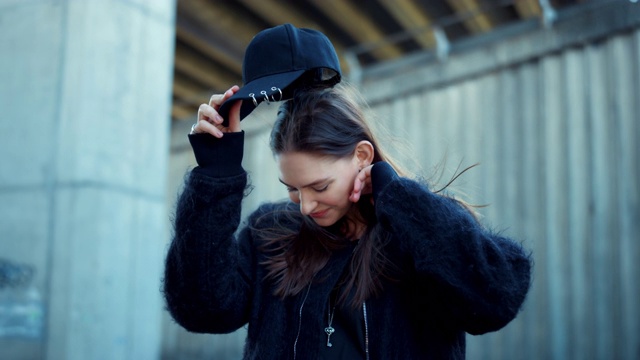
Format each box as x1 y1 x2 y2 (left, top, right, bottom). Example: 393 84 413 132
279 178 332 193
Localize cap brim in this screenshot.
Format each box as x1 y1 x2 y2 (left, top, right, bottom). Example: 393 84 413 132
218 69 306 126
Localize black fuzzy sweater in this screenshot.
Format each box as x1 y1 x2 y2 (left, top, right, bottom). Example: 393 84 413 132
163 132 532 359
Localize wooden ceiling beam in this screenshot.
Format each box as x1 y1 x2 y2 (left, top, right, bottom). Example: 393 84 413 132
446 0 494 34
175 0 265 76
514 0 542 18
378 0 436 49
176 11 244 74
174 43 240 92
173 74 209 108
172 104 196 121
237 0 320 29
175 25 242 76
308 0 404 60
179 0 261 44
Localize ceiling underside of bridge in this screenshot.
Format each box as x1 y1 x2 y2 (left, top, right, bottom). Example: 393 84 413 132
171 0 584 121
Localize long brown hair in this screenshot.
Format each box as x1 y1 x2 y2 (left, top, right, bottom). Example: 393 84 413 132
256 84 402 308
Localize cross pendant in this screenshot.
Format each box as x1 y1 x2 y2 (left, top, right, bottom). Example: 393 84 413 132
324 326 335 347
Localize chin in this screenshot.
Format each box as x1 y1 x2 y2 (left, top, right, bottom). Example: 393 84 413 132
312 219 336 227
311 216 340 228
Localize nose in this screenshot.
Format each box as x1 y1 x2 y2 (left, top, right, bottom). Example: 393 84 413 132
299 192 317 215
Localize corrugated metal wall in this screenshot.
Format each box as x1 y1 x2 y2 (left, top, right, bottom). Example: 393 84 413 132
357 7 640 360
164 2 640 359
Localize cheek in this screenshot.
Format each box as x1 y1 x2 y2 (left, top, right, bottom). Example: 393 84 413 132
325 185 354 206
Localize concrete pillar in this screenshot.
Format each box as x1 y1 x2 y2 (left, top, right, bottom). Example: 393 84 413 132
0 0 176 359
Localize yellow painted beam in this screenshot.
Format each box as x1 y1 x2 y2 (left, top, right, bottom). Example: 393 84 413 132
447 0 493 34
237 0 320 29
514 0 542 19
378 0 436 49
173 75 209 108
308 0 404 60
172 104 196 121
176 0 265 75
174 44 241 91
180 0 261 44
176 28 243 75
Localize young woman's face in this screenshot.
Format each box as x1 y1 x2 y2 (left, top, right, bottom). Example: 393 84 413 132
277 151 358 227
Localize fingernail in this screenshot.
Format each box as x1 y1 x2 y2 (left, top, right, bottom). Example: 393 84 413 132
215 115 223 123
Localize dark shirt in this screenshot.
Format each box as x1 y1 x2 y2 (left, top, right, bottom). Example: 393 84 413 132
318 293 366 359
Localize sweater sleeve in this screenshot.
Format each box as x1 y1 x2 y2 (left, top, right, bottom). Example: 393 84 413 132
373 162 532 335
163 132 255 334
189 132 245 177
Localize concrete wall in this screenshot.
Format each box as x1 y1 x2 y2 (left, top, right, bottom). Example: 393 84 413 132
0 1 176 359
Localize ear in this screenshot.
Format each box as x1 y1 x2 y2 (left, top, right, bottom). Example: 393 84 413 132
353 140 374 168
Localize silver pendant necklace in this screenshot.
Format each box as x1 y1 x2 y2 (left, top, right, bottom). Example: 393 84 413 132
324 299 336 347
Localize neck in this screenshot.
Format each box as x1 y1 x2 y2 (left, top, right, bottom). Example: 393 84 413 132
342 205 367 240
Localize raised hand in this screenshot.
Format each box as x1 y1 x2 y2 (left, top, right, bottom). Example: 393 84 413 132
191 85 242 138
349 164 374 203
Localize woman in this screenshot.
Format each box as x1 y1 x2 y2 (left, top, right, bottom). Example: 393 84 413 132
163 84 532 359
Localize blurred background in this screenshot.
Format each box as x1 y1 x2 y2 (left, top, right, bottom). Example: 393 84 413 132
1 0 638 359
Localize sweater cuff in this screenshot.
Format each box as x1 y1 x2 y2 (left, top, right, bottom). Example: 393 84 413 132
189 131 245 178
371 161 399 201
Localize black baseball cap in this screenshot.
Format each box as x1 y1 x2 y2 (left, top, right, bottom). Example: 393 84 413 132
218 23 341 125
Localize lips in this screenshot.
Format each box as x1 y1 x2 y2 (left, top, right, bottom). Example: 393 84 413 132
309 209 329 218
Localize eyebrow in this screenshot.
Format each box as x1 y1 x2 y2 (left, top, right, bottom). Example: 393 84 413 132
279 177 331 189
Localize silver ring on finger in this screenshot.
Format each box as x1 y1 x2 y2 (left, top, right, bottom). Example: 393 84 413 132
190 123 197 134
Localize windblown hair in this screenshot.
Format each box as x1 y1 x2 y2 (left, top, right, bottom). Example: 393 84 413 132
256 84 403 308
